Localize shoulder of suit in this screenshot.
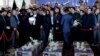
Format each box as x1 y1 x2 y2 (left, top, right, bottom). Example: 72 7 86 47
11 16 16 18
98 13 100 16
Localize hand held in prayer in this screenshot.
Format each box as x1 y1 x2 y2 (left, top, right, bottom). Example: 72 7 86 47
96 23 99 26
6 26 10 29
57 20 59 23
89 28 92 31
56 27 59 30
14 28 17 30
40 25 43 29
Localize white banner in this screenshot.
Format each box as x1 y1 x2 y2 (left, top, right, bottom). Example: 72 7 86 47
0 0 3 10
8 0 14 8
25 0 31 9
15 0 23 9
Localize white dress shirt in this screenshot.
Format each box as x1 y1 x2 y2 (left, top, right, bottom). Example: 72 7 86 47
51 16 54 25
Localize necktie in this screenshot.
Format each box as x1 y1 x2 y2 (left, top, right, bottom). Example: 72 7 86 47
3 16 6 24
51 16 54 25
15 16 19 24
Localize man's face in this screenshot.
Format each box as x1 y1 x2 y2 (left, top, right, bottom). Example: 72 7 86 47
12 10 17 15
27 9 32 13
87 9 92 14
55 3 58 7
50 10 54 15
33 10 37 14
95 9 100 14
3 11 7 15
44 6 48 9
70 8 75 13
7 13 11 17
80 11 84 15
55 8 59 13
47 10 50 14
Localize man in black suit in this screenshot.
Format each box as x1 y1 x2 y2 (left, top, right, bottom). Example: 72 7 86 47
0 10 6 52
0 10 6 35
50 10 55 29
27 8 34 17
82 8 95 44
18 9 30 47
54 7 63 41
28 9 43 40
50 9 60 41
61 7 73 49
10 10 20 48
69 7 81 41
3 11 13 51
42 10 52 44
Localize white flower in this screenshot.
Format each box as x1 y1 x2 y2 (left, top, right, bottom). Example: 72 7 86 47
48 29 53 42
76 42 80 48
6 26 10 29
22 43 31 50
73 19 80 27
49 41 55 47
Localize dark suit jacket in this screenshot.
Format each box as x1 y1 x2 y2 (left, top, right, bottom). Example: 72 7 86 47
5 16 11 27
10 15 19 28
54 13 62 31
82 13 95 29
61 13 73 32
71 13 80 21
43 14 52 30
0 15 6 34
94 14 100 26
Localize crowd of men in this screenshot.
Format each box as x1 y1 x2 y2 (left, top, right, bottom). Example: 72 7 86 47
0 0 100 52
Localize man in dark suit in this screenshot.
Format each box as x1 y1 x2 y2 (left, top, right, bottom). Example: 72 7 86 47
82 8 95 44
27 8 34 17
49 10 55 41
54 7 63 41
93 9 100 45
54 7 62 31
0 10 6 52
0 10 6 36
11 10 19 29
10 10 20 48
42 10 52 45
50 10 55 28
61 7 73 49
69 7 81 41
18 9 30 47
3 11 13 51
29 9 43 40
